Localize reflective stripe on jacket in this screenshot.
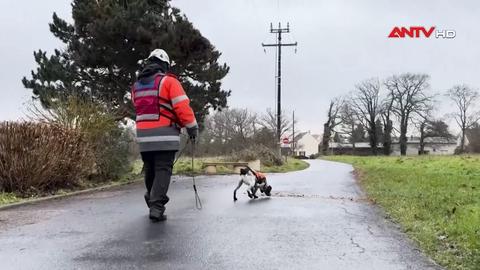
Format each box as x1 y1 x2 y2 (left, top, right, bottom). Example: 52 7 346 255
132 73 198 152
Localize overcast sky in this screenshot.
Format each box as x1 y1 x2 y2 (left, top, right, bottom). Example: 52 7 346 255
1 0 479 135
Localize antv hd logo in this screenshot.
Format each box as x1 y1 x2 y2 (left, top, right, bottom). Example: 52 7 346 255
388 26 456 39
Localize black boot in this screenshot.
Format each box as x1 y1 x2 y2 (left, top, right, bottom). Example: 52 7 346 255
144 192 151 208
149 207 167 222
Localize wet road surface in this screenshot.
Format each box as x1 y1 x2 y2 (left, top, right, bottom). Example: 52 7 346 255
0 160 442 269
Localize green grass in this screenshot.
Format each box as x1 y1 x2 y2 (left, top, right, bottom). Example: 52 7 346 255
325 155 480 270
118 159 144 182
0 192 21 205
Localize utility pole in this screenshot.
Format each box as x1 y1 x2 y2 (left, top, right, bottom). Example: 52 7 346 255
292 110 295 155
262 22 298 147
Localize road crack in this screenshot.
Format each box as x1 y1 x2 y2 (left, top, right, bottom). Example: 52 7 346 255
350 236 366 254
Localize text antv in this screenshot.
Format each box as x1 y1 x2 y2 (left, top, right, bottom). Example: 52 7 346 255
388 26 456 39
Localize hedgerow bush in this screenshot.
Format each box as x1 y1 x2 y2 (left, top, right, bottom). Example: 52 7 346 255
31 96 134 182
0 122 94 194
90 125 133 181
227 144 283 166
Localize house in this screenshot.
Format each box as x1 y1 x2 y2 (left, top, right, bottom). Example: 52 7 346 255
293 132 321 157
328 142 380 156
327 136 457 156
391 136 457 155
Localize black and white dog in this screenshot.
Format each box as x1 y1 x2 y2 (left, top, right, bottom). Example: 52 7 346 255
233 167 272 201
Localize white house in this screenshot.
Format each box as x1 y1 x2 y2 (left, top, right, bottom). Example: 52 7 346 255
327 136 457 156
391 136 457 156
328 142 375 155
293 132 321 157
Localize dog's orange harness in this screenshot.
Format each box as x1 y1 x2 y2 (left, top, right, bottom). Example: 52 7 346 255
254 172 267 183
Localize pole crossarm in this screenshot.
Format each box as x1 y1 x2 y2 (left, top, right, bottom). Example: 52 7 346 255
262 42 298 47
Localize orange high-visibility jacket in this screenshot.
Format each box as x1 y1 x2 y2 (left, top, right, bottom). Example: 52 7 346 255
132 73 197 152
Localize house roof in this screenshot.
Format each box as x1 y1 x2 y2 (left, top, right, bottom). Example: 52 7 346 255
391 136 457 144
294 132 308 141
294 132 322 142
329 142 373 149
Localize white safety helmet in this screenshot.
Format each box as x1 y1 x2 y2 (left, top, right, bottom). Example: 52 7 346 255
147 49 170 65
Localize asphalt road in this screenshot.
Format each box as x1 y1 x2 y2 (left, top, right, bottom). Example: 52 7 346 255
0 160 442 270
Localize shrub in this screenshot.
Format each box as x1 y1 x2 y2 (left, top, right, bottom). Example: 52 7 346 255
30 96 133 182
227 144 283 166
0 122 94 195
90 125 133 181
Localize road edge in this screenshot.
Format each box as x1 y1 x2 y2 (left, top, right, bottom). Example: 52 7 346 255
0 159 311 211
320 157 445 269
0 179 142 211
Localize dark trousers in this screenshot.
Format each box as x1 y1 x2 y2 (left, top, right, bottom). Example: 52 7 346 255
141 151 176 212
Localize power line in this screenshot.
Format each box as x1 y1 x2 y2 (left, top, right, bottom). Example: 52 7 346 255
262 22 298 146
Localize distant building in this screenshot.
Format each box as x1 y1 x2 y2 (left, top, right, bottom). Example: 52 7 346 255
327 136 457 156
391 136 457 156
293 132 321 157
328 142 380 155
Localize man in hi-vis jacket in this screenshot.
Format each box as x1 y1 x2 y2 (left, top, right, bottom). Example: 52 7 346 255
132 49 198 222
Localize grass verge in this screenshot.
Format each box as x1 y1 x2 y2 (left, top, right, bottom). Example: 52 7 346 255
324 155 480 270
0 192 20 205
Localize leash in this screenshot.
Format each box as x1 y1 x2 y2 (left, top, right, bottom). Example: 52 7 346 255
172 137 189 167
140 136 188 173
191 140 203 210
139 135 202 210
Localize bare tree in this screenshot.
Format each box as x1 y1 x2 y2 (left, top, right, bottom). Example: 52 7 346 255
466 123 480 153
446 85 480 153
379 94 394 155
227 108 257 143
340 101 359 153
418 119 454 154
414 107 453 154
321 97 345 155
385 73 434 155
260 108 293 141
351 78 381 155
200 108 257 154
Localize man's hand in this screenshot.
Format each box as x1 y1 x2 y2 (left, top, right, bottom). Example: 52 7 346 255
187 127 198 142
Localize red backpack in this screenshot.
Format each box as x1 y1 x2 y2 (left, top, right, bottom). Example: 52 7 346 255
132 73 178 123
